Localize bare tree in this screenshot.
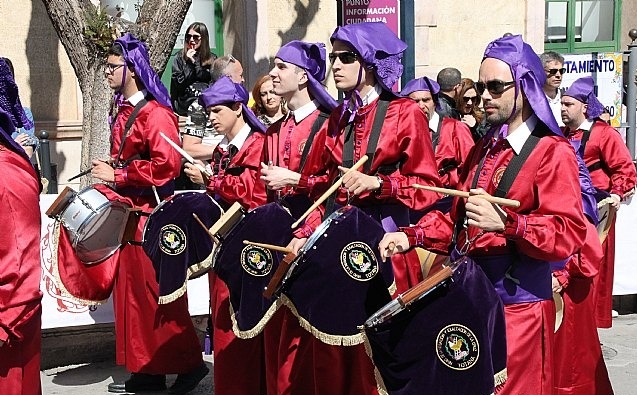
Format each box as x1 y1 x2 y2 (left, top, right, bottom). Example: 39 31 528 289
40 0 191 186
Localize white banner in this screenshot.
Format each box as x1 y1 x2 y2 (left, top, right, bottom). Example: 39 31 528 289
613 197 637 295
39 194 210 329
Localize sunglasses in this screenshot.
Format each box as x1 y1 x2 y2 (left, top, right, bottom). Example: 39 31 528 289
545 68 566 76
105 63 126 74
476 80 515 95
185 34 201 42
328 51 359 64
462 96 480 103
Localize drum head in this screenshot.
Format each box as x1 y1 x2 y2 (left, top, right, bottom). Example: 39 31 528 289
596 198 616 243
74 202 130 264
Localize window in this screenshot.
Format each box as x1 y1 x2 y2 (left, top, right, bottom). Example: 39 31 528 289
545 0 622 53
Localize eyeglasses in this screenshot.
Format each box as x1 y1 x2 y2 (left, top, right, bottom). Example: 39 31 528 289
545 68 566 76
328 51 359 64
462 96 479 103
476 80 515 95
185 34 201 42
105 63 126 74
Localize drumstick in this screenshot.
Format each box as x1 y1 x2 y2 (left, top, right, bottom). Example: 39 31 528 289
192 213 219 243
160 132 212 177
291 155 369 229
412 184 520 208
242 240 293 254
67 167 92 182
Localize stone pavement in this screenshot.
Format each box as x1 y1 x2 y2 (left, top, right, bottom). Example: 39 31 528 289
41 314 637 394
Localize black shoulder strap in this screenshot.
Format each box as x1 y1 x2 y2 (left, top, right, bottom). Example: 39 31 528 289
342 99 390 174
298 110 330 173
432 116 443 152
579 127 593 157
114 99 148 168
493 134 541 198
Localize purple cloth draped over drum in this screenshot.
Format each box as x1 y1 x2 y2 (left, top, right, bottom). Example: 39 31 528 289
365 258 507 395
282 206 393 336
213 202 294 333
143 192 222 300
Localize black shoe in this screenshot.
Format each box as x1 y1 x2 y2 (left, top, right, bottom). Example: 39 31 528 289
107 373 167 393
168 364 209 394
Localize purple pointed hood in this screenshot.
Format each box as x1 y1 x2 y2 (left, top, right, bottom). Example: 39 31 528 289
483 35 562 136
563 76 605 119
199 75 266 133
114 33 172 109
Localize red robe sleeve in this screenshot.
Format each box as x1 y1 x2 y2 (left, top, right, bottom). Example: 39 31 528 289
435 118 475 187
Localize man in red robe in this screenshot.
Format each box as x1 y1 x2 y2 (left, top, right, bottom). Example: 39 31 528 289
380 35 588 395
560 76 637 328
0 57 42 395
286 22 441 395
90 34 208 395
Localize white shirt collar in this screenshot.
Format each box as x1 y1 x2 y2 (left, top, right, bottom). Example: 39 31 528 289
428 112 440 132
576 119 594 132
218 123 251 151
349 85 382 112
289 100 319 123
127 90 148 106
545 89 561 104
506 115 538 155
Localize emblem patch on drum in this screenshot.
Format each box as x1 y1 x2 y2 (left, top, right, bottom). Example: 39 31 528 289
240 246 273 276
159 224 187 255
436 324 479 370
340 242 378 281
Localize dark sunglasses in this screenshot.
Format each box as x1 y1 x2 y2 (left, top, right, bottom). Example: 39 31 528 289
462 95 480 103
545 68 566 76
476 80 515 95
328 51 359 64
185 34 201 42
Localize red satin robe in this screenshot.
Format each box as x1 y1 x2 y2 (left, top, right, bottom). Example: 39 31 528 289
110 99 203 374
206 130 267 395
435 117 475 187
0 147 42 395
403 126 588 395
564 120 637 328
292 96 441 395
552 222 614 395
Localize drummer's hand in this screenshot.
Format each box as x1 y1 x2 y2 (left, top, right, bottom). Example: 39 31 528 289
337 166 380 196
465 188 506 232
552 275 563 293
260 162 300 190
286 237 307 255
379 232 409 260
91 160 115 182
610 194 621 209
184 161 207 185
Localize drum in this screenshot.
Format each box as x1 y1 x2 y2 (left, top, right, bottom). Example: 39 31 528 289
281 206 393 342
142 192 223 303
596 196 616 243
213 202 295 337
46 185 131 264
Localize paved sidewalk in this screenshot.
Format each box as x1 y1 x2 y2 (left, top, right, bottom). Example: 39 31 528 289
41 314 636 394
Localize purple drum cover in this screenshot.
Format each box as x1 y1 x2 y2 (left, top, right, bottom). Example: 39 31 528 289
213 202 295 335
365 258 507 395
283 206 393 337
142 192 222 301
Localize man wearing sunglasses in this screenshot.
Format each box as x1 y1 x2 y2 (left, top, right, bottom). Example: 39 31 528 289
541 51 566 127
380 35 588 395
286 22 441 395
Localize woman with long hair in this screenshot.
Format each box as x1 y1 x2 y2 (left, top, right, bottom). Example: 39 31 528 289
251 74 286 127
456 78 488 141
170 22 217 116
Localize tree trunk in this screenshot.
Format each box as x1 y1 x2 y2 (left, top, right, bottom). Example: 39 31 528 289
40 0 192 187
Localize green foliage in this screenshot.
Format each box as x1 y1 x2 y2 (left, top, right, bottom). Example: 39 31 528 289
84 6 117 54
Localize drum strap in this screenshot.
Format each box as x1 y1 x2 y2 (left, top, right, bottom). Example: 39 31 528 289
579 123 609 174
113 99 149 169
298 110 330 173
432 115 443 152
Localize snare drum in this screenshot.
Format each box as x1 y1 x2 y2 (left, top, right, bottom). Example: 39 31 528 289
596 196 617 243
46 185 131 264
281 206 393 341
142 192 223 303
213 202 295 336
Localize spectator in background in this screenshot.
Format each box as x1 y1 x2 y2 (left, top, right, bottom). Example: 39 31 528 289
1 57 38 159
211 54 244 84
456 77 490 141
540 51 565 127
436 67 462 119
251 75 287 127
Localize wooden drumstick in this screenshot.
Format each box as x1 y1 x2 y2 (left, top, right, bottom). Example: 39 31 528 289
243 240 293 254
291 155 369 229
192 213 219 243
412 184 521 208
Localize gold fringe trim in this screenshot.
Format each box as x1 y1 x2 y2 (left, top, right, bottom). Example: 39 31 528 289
229 296 283 339
50 222 107 306
157 251 213 305
494 367 508 388
361 326 390 395
279 294 366 346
